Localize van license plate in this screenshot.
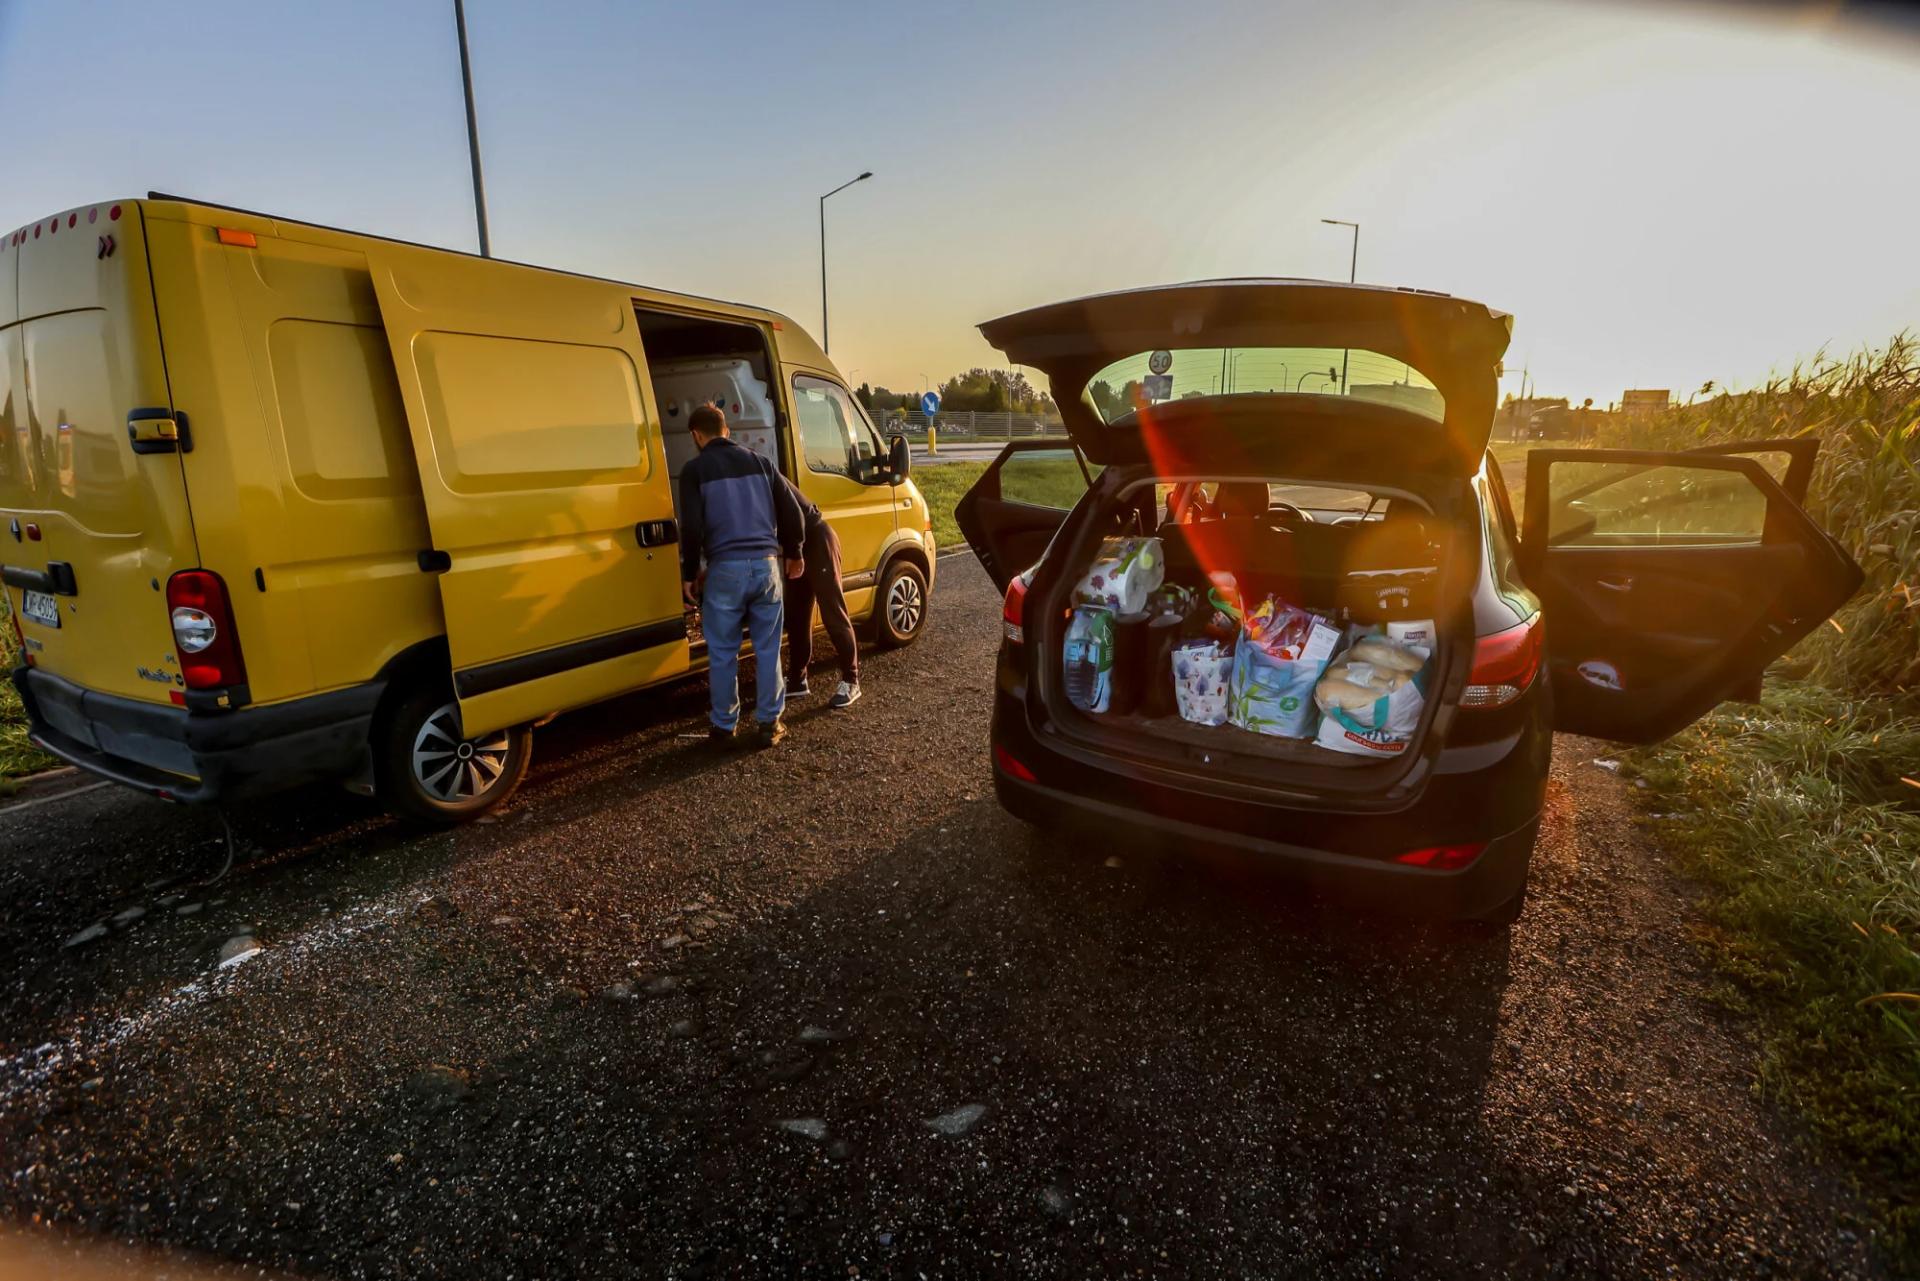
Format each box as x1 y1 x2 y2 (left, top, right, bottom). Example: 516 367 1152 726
20 590 60 629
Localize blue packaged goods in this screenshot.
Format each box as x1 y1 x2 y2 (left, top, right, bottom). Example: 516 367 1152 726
1063 606 1118 713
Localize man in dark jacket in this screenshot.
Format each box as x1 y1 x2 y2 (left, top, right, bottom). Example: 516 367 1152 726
776 474 861 709
679 404 805 748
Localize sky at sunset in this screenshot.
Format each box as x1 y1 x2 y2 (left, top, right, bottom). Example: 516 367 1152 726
2 0 1917 406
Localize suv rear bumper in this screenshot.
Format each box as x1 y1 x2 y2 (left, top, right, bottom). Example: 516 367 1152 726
13 667 379 803
990 686 1550 920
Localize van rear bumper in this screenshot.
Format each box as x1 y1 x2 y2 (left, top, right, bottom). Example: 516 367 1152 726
13 667 380 803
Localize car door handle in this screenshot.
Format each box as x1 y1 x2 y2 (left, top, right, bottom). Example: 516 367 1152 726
635 519 679 548
1597 575 1634 592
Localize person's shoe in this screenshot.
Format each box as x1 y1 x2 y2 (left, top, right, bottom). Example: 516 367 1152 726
829 681 862 710
754 719 788 748
787 675 812 698
708 725 739 751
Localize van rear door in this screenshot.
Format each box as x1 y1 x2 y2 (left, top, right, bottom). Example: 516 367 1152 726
1 203 200 706
365 245 689 738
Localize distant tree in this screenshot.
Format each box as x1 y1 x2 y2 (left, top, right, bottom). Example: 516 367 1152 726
1088 379 1122 420
855 383 875 414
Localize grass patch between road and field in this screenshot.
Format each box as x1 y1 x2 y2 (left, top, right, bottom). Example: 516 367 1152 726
1606 336 1920 1260
1 603 57 789
912 461 992 551
1622 682 1920 1255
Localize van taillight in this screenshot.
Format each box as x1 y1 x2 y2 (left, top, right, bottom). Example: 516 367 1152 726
1002 573 1031 645
1462 613 1542 709
166 570 247 692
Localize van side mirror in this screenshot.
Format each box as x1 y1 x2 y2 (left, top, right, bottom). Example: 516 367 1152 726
888 433 911 482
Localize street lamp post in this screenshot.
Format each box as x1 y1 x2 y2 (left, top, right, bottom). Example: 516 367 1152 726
453 0 490 257
819 171 873 355
1321 218 1359 393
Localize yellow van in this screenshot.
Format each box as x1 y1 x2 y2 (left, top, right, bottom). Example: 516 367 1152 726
1 195 935 819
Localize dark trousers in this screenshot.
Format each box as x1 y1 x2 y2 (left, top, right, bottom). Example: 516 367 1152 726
785 519 859 684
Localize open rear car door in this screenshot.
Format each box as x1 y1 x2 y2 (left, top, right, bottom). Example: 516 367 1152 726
955 441 1093 592
1521 448 1862 743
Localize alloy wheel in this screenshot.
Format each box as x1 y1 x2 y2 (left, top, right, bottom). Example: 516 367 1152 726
888 573 925 636
411 702 511 802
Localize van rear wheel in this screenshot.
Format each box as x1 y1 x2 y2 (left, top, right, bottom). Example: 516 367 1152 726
875 558 929 648
375 688 531 823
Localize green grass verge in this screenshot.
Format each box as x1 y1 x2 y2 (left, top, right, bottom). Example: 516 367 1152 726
1624 680 1920 1255
0 604 56 788
1602 336 1920 1261
912 461 991 550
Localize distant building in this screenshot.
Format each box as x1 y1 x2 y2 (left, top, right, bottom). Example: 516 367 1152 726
1620 389 1670 417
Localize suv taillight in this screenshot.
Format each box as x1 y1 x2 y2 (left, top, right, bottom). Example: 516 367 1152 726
166 570 247 692
1002 573 1030 644
1461 613 1542 709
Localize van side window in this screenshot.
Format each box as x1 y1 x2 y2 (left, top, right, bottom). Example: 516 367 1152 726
794 376 879 479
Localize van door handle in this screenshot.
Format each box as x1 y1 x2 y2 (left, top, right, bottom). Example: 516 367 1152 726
1597 575 1634 592
635 519 678 548
2 561 77 596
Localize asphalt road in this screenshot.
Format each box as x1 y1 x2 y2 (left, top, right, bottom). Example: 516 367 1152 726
0 555 1881 1279
910 440 1059 466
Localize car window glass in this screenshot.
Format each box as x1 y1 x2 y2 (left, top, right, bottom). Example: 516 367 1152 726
847 395 885 464
999 448 1090 510
1547 460 1768 547
1477 474 1529 602
793 376 860 477
1484 453 1521 543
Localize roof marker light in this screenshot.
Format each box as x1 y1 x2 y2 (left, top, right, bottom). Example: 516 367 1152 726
88 208 97 224
67 213 76 228
216 228 257 248
109 205 122 221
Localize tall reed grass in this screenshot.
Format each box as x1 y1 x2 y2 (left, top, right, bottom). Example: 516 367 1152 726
1603 334 1920 1255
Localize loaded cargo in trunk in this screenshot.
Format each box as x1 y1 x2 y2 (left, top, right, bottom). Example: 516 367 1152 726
1039 474 1473 794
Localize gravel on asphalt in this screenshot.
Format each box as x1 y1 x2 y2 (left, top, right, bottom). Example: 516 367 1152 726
0 554 1883 1279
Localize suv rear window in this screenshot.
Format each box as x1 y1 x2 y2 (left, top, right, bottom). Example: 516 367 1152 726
1084 347 1444 424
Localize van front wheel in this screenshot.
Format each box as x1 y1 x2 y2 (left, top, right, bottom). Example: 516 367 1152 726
375 689 532 823
875 558 929 648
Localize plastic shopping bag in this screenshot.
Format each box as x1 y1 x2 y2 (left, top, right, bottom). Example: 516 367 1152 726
1063 606 1118 713
1227 600 1341 737
1171 639 1232 726
1312 634 1431 756
1073 537 1166 615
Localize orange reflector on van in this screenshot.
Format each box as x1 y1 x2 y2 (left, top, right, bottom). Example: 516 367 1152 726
216 228 257 248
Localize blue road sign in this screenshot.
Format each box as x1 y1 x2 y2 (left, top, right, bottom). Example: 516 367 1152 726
920 391 941 417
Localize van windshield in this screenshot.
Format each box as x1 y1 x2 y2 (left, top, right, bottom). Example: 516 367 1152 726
1084 347 1444 425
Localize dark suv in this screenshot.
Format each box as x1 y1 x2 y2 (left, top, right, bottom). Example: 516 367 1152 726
956 280 1859 924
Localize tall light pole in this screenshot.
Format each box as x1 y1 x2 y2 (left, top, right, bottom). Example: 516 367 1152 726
1321 218 1359 393
819 171 872 354
453 0 490 257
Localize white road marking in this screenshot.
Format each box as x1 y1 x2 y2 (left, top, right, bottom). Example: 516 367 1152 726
0 779 111 816
0 890 426 1113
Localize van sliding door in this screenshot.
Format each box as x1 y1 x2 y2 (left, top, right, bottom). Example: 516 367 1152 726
366 247 687 738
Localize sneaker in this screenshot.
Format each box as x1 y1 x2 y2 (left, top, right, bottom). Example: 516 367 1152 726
754 719 788 748
829 681 862 710
787 675 812 698
708 725 738 751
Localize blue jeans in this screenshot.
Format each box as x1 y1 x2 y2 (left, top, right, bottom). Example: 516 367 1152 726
702 557 785 730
